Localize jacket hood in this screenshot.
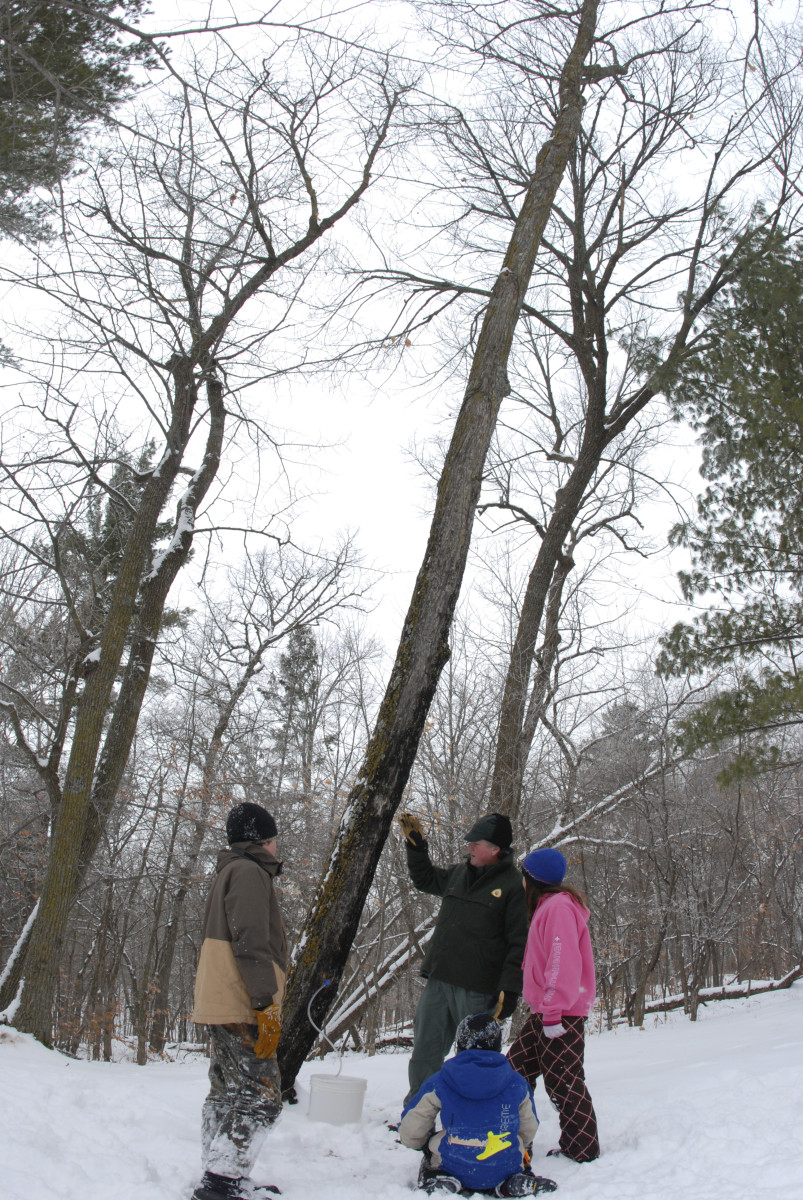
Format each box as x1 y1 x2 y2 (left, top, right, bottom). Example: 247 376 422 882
536 890 590 925
440 1049 515 1100
216 843 283 877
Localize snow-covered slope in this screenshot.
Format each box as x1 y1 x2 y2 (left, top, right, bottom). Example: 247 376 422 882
2 984 802 1200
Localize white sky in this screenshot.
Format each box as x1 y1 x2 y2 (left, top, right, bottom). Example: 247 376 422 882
260 365 703 657
176 0 714 656
272 375 439 643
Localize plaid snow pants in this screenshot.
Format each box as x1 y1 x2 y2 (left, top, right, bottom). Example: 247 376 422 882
201 1022 283 1178
507 1013 600 1162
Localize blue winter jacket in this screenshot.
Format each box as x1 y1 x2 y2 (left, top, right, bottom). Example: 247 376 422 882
399 1050 539 1191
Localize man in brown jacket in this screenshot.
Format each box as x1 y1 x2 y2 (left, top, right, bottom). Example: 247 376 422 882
191 802 288 1200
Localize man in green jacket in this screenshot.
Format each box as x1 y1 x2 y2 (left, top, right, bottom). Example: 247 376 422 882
399 811 528 1104
191 802 287 1200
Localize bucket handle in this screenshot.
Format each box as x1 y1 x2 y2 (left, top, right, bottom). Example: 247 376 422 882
307 979 343 1077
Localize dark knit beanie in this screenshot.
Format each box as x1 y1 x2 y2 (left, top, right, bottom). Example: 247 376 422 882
226 802 277 844
522 847 567 884
464 812 513 850
455 1011 503 1054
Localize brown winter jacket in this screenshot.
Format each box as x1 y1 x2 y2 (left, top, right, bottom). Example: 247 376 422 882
192 842 288 1025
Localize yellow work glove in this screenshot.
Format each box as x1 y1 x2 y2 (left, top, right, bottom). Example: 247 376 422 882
398 811 426 849
493 990 519 1021
254 1004 281 1059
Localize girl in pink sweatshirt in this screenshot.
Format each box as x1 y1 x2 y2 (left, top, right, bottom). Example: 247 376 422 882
507 848 600 1163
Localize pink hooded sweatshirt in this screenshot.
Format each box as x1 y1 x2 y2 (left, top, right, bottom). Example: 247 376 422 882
522 891 596 1025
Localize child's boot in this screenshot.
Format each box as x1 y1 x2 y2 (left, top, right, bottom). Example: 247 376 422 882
495 1170 558 1196
417 1161 462 1194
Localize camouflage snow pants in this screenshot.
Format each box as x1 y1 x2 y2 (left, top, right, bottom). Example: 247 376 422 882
201 1022 283 1178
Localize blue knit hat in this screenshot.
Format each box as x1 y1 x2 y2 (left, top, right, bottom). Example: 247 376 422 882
522 847 567 884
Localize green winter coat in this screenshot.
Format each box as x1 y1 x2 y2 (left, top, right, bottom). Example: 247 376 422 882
407 842 528 996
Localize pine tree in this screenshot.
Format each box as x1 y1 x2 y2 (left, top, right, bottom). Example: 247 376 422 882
0 1 155 239
657 228 803 772
270 626 321 803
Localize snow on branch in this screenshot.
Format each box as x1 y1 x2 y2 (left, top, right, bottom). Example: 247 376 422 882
324 921 435 1037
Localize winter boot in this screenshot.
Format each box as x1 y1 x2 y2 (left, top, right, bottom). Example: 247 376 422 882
417 1160 462 1195
191 1172 242 1200
421 1176 462 1196
191 1173 281 1200
495 1171 558 1196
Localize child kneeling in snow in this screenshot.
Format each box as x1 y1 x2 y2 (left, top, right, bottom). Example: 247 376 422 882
399 1013 557 1197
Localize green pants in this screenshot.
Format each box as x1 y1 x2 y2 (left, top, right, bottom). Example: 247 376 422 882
405 978 496 1104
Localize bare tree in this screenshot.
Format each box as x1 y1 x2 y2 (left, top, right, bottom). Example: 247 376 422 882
0 32 409 1042
377 4 803 819
141 539 366 1060
278 0 610 1091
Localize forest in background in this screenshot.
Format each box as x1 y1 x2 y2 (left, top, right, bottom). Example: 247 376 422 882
3 592 801 1060
0 0 802 1064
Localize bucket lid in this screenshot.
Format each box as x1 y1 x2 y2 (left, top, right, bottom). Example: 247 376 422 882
309 1073 367 1086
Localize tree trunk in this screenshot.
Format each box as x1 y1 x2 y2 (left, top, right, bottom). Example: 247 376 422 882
488 419 609 816
277 0 601 1092
639 963 803 1017
4 374 224 1042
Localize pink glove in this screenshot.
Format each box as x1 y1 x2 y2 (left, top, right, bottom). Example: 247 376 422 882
542 1022 567 1038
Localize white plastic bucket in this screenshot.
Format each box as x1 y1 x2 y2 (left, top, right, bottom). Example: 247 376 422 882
307 1073 367 1125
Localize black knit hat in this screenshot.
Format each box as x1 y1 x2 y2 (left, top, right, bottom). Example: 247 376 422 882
226 802 277 844
456 1011 502 1053
464 812 513 850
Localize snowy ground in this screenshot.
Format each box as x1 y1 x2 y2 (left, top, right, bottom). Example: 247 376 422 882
2 984 803 1200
